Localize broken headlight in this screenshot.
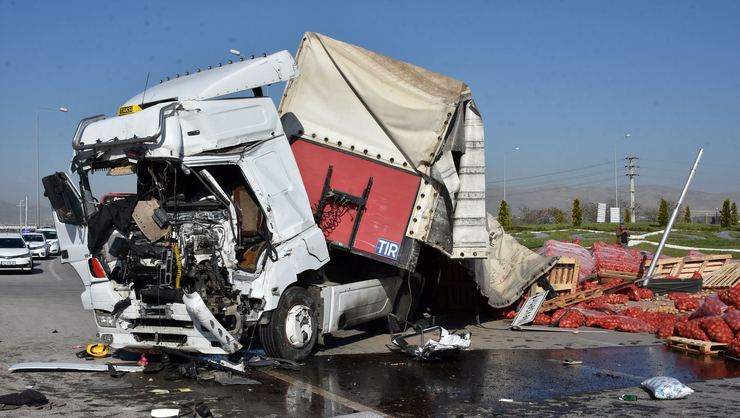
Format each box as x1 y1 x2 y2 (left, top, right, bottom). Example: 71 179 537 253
94 310 116 328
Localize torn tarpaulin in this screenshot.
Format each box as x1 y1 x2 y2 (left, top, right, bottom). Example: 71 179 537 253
390 326 471 360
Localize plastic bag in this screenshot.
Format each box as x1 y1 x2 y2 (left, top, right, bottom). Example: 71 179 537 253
598 294 629 305
538 240 595 281
699 316 734 343
533 313 551 326
558 310 585 328
675 298 702 312
592 241 645 274
677 320 709 341
641 376 694 400
727 336 740 358
722 309 740 332
689 294 729 319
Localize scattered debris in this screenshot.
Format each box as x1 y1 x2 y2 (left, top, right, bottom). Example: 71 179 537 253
649 254 731 279
149 389 170 395
390 325 471 360
0 389 48 410
213 371 261 386
151 408 180 417
562 359 583 366
703 263 740 289
8 362 143 373
665 336 728 356
137 353 149 367
641 376 693 400
619 394 638 401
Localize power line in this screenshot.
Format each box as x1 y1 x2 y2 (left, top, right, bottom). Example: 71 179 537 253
502 176 616 197
486 161 612 184
490 166 615 189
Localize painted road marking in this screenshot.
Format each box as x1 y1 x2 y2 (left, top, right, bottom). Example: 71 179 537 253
48 258 64 281
262 369 389 417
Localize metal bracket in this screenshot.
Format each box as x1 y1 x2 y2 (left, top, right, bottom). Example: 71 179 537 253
314 165 373 248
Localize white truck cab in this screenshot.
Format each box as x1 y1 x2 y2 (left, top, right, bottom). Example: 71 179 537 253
45 48 410 361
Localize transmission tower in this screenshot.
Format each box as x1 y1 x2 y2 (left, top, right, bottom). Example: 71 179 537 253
625 156 639 223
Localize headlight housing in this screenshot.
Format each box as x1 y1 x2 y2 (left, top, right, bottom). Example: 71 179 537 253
94 310 116 327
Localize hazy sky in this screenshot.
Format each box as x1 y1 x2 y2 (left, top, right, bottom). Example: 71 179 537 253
1 0 738 203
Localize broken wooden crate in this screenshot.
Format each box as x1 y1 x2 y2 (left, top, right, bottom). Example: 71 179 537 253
702 262 740 289
530 257 580 296
598 269 642 284
538 287 603 313
665 336 727 356
645 254 732 279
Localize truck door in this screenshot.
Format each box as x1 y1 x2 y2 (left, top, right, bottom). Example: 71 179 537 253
42 172 93 285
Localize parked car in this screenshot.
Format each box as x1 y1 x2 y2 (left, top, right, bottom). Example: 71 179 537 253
0 233 33 273
36 227 60 256
21 232 49 259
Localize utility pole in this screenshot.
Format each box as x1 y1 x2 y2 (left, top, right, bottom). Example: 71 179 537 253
17 200 23 229
625 156 639 223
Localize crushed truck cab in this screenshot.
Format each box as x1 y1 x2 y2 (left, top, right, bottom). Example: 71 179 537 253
44 33 554 361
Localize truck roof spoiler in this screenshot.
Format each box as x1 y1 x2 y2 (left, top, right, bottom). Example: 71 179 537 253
122 50 298 106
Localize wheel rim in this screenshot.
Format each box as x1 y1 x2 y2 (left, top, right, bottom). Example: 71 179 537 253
285 304 313 348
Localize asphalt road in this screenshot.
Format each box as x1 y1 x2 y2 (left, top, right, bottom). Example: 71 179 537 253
1 258 739 417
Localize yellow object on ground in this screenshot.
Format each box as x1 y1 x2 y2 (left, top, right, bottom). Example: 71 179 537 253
86 343 110 358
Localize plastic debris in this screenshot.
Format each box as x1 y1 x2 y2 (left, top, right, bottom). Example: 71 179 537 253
641 376 694 399
149 389 170 395
151 409 180 418
390 325 471 360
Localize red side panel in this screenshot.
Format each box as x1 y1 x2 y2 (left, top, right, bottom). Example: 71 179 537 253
290 138 420 260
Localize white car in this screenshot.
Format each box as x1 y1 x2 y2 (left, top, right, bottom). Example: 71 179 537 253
36 228 60 256
0 233 33 273
21 233 49 259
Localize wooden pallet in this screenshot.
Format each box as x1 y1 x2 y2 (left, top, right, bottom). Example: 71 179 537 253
531 257 580 296
598 269 642 283
702 263 740 289
538 287 603 312
665 336 727 355
645 254 732 279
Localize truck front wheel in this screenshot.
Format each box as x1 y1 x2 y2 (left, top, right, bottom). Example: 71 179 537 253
259 286 318 361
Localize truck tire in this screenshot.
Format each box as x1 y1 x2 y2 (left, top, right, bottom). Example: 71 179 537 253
259 286 318 361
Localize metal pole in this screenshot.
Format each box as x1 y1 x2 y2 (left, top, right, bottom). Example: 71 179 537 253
614 143 618 209
18 200 23 230
503 151 507 202
25 195 28 228
644 148 704 285
35 110 40 228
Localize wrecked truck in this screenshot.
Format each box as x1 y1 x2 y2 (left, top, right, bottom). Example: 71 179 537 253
43 33 554 361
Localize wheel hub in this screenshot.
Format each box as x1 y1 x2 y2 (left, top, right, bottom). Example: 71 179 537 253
285 304 312 348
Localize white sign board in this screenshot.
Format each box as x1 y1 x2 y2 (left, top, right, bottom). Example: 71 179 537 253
511 291 549 329
610 207 620 223
597 203 607 223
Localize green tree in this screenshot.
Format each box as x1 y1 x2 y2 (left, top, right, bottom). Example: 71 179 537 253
720 199 731 228
683 206 691 224
571 198 582 227
624 208 631 223
555 209 565 224
658 199 669 227
498 200 511 227
732 202 738 225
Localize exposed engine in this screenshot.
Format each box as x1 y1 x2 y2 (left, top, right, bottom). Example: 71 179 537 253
96 162 258 341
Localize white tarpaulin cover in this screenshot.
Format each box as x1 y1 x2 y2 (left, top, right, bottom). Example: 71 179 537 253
280 32 465 173
280 32 488 258
474 215 558 308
